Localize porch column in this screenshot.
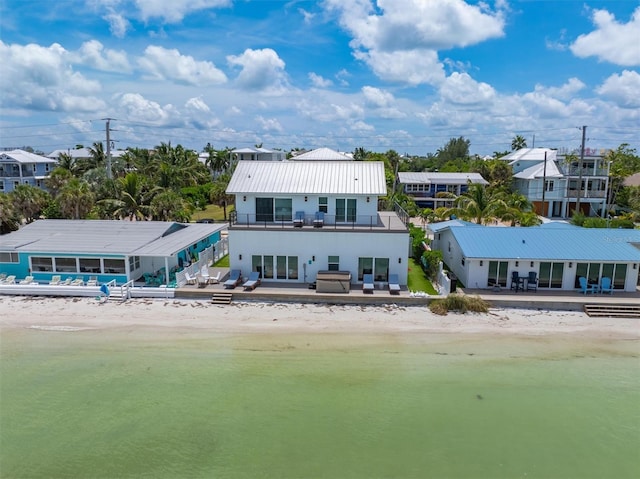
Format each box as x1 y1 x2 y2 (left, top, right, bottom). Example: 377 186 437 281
164 257 170 285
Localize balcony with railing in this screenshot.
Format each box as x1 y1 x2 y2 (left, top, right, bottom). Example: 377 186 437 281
229 210 408 232
566 189 606 199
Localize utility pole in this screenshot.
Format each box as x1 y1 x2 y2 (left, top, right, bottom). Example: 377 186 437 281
103 118 114 179
541 151 547 216
575 125 587 214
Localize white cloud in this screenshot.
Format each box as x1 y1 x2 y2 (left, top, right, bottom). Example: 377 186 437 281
0 41 104 112
349 120 375 132
255 115 283 132
227 48 288 92
134 0 231 23
362 86 393 107
114 92 175 124
75 40 131 72
596 70 640 108
570 7 640 66
138 45 227 86
185 96 211 113
324 0 504 85
309 72 333 88
299 8 315 24
439 72 496 105
103 11 130 38
532 77 586 101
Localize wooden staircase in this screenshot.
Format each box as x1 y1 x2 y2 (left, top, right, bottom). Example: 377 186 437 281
212 291 233 305
584 304 640 318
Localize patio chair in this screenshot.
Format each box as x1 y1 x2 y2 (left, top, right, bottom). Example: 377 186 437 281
4 275 16 284
19 276 34 285
510 271 520 292
87 276 98 286
50 275 61 285
224 269 242 289
62 277 73 285
208 271 221 284
599 277 614 294
578 276 597 294
388 274 401 295
196 274 208 288
362 273 374 293
184 271 197 285
313 211 325 228
526 271 538 292
200 266 211 284
293 211 305 228
0 273 6 283
71 276 85 286
243 271 261 291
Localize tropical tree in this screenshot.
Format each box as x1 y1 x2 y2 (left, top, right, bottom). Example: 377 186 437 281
103 172 153 220
511 135 527 151
498 192 540 226
58 178 95 219
209 173 234 220
56 152 83 176
204 143 231 177
10 184 50 223
353 147 369 161
0 193 20 234
605 143 640 208
150 190 192 221
436 137 470 164
447 183 505 224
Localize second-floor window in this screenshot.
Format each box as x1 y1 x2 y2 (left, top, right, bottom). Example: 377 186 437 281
318 197 328 213
256 197 292 222
335 198 356 222
545 180 554 192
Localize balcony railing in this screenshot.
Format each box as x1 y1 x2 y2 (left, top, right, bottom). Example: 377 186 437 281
566 190 606 198
562 167 609 177
229 211 408 231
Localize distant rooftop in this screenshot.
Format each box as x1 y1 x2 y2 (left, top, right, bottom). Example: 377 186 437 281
1 149 57 164
290 148 353 161
398 172 488 185
500 148 557 163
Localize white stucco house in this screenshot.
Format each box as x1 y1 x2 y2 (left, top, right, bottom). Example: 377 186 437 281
226 160 410 287
428 221 640 292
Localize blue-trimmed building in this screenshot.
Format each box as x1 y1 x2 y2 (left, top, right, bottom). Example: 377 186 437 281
0 149 57 193
0 220 225 285
428 221 640 292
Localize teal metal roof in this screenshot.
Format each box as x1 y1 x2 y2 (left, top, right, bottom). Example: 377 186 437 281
449 225 640 262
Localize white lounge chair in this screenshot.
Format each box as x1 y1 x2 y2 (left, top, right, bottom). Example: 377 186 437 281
50 275 61 285
20 276 34 285
243 271 261 291
388 274 401 295
71 276 85 286
4 275 16 284
362 274 374 293
208 271 221 284
62 277 73 285
87 276 98 286
184 271 197 285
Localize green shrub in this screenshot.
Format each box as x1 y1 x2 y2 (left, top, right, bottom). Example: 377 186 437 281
421 250 443 280
465 296 490 313
429 300 448 316
428 294 490 315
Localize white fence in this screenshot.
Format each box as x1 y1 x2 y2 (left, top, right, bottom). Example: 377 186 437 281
174 237 229 287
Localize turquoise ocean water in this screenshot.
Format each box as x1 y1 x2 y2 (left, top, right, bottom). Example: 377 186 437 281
1 326 639 479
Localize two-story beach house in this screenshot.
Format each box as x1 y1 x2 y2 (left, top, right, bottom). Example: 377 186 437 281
397 172 489 210
226 160 410 288
0 150 57 193
501 148 610 218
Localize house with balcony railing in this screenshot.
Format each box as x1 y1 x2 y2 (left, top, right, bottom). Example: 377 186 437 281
397 172 488 210
502 148 610 218
226 160 410 288
0 150 57 193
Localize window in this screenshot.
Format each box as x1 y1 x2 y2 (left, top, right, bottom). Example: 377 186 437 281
274 198 292 221
358 257 389 282
44 163 50 172
256 198 274 222
288 257 298 280
335 198 356 222
0 252 19 263
104 259 126 274
318 197 328 213
461 257 465 266
31 257 53 272
545 180 554 192
487 261 508 287
79 258 101 273
253 255 296 280
539 262 564 288
328 256 340 271
55 257 77 272
129 256 140 271
277 256 287 279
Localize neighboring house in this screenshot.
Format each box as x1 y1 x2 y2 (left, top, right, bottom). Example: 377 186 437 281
428 221 640 292
0 149 57 193
226 160 410 286
501 148 610 218
397 172 489 209
47 147 127 161
231 147 286 162
0 220 225 285
290 148 353 161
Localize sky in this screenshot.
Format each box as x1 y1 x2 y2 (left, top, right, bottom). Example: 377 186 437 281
1 0 639 157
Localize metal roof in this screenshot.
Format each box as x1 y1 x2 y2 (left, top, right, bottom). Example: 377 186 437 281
226 161 387 195
291 148 353 161
398 172 488 185
1 149 57 164
513 159 563 179
499 148 558 163
427 219 480 232
447 225 640 262
0 220 225 257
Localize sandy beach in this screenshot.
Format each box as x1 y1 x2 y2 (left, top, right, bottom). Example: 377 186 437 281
1 295 638 340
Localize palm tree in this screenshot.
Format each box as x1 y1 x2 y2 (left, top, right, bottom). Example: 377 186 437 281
448 183 505 224
498 192 537 226
10 184 49 223
58 178 94 219
353 147 369 161
209 173 234 220
511 135 527 151
150 190 192 222
114 172 152 220
56 152 83 177
0 193 20 234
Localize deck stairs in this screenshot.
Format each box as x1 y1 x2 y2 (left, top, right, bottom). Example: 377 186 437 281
212 291 233 305
584 304 640 318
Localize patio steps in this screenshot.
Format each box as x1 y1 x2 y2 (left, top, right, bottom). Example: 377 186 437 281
584 304 640 318
212 292 233 305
